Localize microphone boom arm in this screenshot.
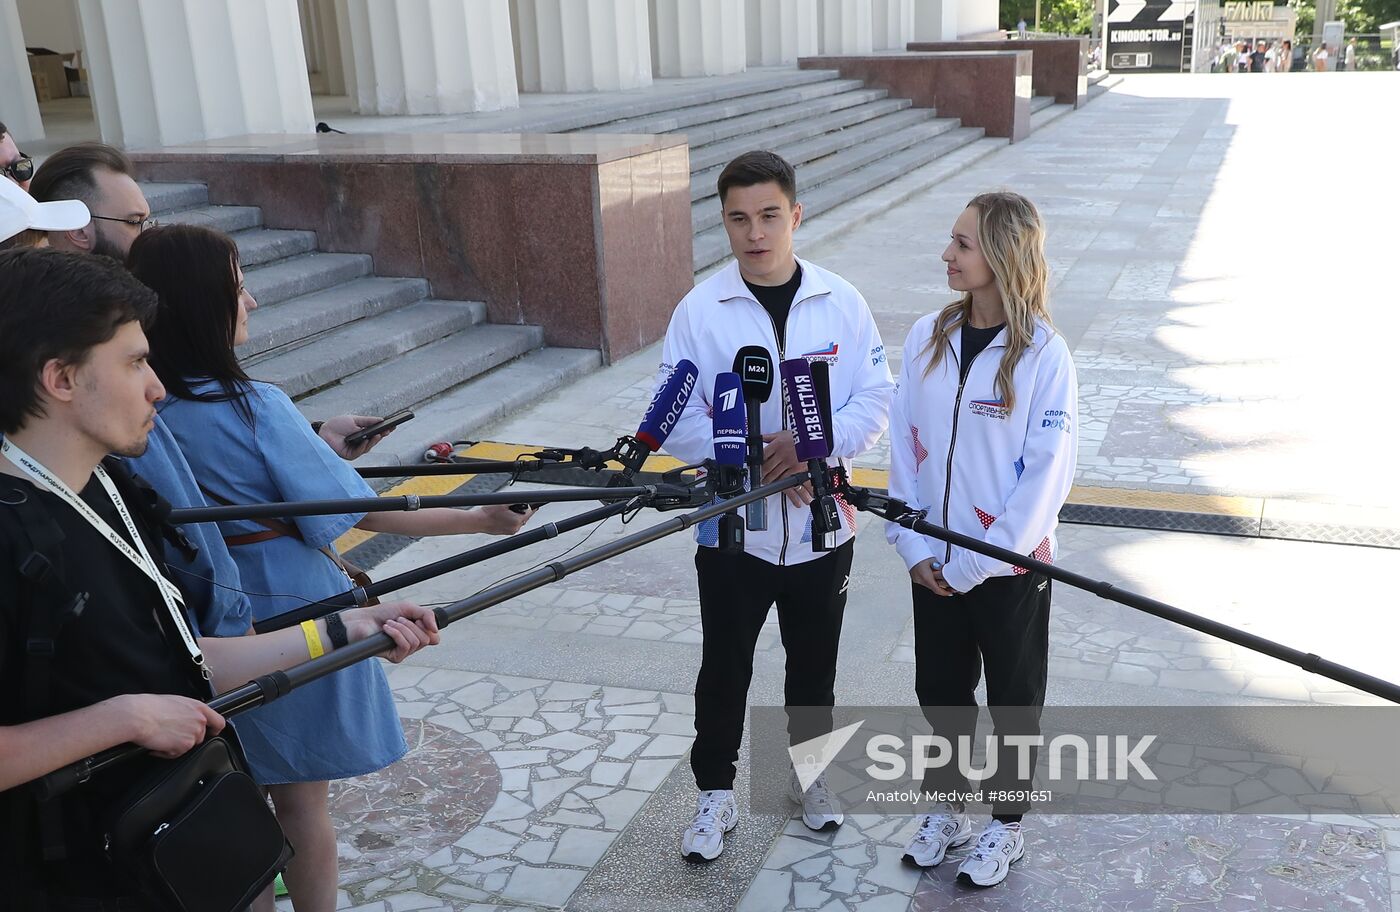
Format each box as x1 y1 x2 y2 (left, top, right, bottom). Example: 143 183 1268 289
833 470 1400 706
35 472 810 801
168 483 694 525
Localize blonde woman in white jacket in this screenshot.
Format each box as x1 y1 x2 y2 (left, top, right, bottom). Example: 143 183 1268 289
887 192 1078 888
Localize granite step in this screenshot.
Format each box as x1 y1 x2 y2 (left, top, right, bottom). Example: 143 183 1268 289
157 203 264 235
673 85 897 152
509 67 842 133
241 251 373 308
692 115 967 235
238 276 431 359
247 299 487 399
690 105 938 202
1030 94 1057 114
351 346 604 471
788 135 1008 261
294 323 547 419
593 78 872 141
1031 101 1076 132
692 125 988 271
140 181 209 214
688 95 916 179
229 227 319 267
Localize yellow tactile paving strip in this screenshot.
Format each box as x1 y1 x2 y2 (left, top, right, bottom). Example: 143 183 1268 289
1065 484 1263 519
337 441 1290 555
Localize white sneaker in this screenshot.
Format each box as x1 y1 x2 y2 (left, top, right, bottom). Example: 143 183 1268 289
680 789 739 861
956 820 1025 887
788 769 844 831
901 804 973 867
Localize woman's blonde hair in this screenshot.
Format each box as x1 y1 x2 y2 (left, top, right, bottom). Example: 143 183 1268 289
922 191 1052 414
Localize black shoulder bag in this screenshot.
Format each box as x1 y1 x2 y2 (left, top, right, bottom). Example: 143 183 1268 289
102 733 293 912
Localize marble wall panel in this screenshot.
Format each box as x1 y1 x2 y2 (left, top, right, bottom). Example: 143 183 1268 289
908 37 1088 107
798 51 1032 141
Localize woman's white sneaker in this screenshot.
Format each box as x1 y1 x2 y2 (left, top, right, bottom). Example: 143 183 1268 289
789 769 844 831
680 789 739 861
956 820 1024 887
901 804 973 867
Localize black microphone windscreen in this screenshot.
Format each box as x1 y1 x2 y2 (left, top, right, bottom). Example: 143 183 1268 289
733 345 775 403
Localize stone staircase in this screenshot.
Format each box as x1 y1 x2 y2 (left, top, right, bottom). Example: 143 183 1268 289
140 181 601 469
545 68 1002 273
528 68 1079 273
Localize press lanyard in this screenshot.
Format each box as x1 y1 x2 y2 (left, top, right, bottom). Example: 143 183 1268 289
1 438 209 678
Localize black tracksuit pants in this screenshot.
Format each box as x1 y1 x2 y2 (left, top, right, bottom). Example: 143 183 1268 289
913 570 1051 820
690 540 855 791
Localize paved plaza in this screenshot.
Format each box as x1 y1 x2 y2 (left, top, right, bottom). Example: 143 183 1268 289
285 73 1400 910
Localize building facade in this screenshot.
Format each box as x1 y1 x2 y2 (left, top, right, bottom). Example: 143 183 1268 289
3 0 999 149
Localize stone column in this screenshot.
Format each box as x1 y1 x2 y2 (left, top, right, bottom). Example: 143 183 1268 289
339 0 517 114
911 0 958 40
872 0 913 49
75 0 314 149
818 0 873 54
514 0 651 93
302 0 348 96
0 0 44 141
744 0 818 66
650 0 745 77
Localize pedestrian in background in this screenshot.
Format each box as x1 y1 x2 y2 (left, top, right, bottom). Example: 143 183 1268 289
1250 42 1266 72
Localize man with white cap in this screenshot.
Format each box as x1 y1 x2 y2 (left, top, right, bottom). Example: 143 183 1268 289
0 174 89 246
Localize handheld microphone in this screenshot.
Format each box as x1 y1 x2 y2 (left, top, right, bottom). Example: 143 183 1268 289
780 358 841 552
711 371 747 552
613 359 699 482
733 345 774 532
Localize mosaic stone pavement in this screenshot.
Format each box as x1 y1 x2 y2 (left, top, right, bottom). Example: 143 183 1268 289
315 669 697 910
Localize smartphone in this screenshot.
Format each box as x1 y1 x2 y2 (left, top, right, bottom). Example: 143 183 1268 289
343 410 414 447
509 502 546 515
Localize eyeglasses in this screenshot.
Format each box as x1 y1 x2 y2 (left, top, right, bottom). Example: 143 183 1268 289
91 214 159 232
2 154 33 184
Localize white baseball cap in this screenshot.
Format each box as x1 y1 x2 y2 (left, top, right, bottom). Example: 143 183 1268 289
0 176 90 242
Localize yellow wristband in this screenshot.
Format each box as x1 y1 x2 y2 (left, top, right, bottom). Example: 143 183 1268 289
301 620 325 659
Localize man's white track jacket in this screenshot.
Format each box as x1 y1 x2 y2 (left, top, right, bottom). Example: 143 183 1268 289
658 258 895 566
886 313 1078 594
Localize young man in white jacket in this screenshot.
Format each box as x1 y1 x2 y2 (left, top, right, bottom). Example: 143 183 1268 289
657 151 894 861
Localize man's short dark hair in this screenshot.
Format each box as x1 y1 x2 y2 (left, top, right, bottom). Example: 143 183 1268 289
29 142 134 207
0 121 8 138
717 151 797 206
0 248 157 434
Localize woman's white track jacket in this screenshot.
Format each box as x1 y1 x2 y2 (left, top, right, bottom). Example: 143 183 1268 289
658 258 895 566
886 313 1078 593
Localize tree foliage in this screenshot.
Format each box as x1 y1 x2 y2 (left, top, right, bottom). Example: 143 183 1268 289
1001 0 1096 34
1291 0 1400 35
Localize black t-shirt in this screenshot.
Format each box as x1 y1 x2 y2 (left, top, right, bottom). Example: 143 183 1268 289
744 264 803 350
0 466 206 898
960 322 1005 382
